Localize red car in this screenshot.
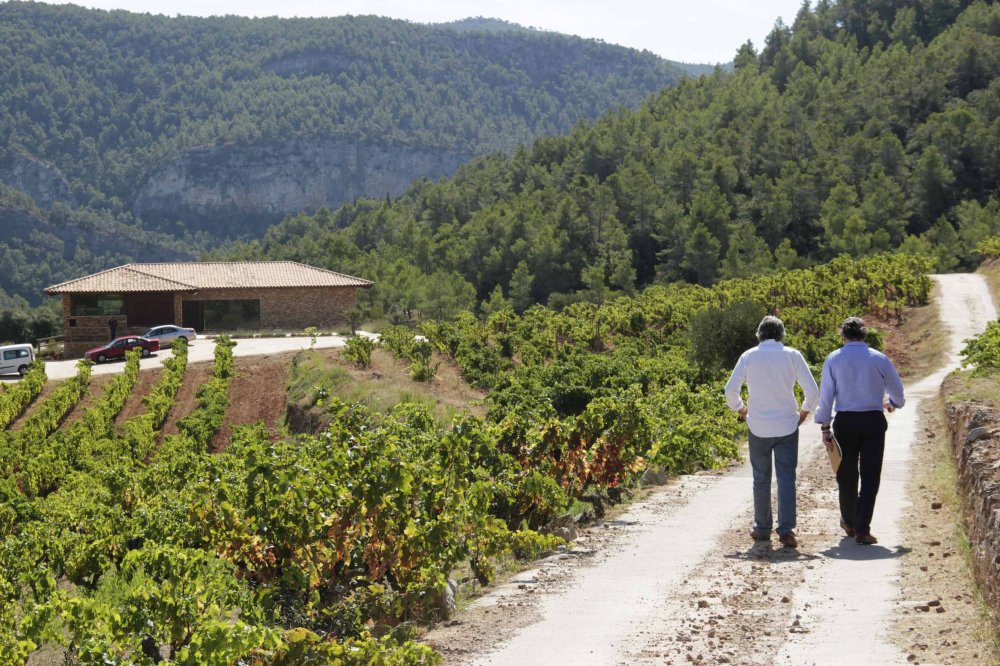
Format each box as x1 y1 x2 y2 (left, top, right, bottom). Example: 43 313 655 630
85 336 160 363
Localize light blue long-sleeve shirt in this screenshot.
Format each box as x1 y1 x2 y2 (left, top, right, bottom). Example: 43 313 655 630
814 341 905 424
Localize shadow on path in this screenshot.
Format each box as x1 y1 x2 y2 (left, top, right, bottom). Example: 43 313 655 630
819 539 912 561
725 541 823 563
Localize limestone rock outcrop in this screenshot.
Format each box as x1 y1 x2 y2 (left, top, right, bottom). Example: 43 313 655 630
133 137 472 237
0 150 74 209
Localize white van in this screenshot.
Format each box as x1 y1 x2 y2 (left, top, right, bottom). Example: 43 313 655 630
0 344 35 377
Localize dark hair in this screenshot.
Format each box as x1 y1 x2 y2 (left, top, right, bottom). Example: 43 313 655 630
756 315 785 342
840 316 868 341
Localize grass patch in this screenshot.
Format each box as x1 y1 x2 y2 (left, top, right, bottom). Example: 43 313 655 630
942 369 1000 407
977 259 1000 312
286 351 352 408
287 348 484 427
874 280 946 381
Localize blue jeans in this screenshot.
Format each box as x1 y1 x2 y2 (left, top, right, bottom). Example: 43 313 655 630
748 429 798 535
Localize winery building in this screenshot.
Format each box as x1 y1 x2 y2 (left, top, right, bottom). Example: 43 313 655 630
45 261 372 357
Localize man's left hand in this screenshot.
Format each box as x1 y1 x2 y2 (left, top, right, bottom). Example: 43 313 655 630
738 406 748 422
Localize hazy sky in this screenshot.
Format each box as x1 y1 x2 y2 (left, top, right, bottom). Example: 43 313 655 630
39 0 807 63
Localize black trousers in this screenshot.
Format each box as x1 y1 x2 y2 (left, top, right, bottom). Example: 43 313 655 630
832 411 888 534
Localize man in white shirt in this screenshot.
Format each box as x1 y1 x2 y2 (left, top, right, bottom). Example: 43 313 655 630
725 316 819 548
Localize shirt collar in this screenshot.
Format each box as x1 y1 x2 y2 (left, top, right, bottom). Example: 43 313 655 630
844 341 868 347
759 340 783 347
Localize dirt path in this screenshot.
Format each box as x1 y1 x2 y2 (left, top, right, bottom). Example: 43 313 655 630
59 374 115 427
7 380 60 431
157 362 214 439
426 273 997 665
210 351 295 451
113 367 164 425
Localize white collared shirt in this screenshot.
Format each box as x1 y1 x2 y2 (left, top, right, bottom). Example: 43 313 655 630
725 340 820 438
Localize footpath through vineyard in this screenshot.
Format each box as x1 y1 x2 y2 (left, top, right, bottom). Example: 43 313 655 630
426 273 997 665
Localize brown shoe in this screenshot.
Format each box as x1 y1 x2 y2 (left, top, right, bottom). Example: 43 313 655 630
750 530 770 542
778 532 798 548
840 520 856 537
855 532 878 545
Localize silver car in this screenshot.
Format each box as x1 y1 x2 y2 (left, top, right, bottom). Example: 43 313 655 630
141 325 197 345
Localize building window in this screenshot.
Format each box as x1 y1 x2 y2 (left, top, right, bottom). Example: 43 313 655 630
70 294 125 316
202 299 261 331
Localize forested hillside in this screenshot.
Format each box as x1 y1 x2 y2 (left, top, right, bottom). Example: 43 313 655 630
223 0 1000 320
0 2 689 309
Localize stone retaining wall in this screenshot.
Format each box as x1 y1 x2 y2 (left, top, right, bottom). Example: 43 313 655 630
945 400 1000 616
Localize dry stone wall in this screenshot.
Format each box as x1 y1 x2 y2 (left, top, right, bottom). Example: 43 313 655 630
945 399 1000 617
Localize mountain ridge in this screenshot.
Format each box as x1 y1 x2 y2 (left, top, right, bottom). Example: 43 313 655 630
0 1 693 305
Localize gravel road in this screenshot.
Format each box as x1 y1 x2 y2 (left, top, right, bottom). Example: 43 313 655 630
426 273 997 666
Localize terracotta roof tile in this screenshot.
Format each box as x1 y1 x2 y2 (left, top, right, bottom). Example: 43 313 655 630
45 262 372 294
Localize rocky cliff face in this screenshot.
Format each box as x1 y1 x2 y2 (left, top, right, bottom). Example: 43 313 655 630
944 396 1000 617
0 150 74 209
133 138 473 238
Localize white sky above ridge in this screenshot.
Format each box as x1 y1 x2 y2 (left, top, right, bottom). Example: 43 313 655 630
29 0 807 63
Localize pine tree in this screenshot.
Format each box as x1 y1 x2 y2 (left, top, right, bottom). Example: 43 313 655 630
509 261 535 313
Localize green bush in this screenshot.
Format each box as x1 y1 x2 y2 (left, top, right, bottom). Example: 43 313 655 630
379 325 416 360
688 300 767 377
408 339 439 382
342 336 376 369
961 320 1000 375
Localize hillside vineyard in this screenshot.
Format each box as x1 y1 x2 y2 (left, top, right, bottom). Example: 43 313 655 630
0 254 931 662
0 0 997 662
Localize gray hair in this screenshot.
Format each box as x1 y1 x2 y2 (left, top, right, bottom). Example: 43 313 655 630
841 316 868 341
756 315 785 342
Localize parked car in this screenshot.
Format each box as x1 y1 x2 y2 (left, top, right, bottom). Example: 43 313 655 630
85 336 159 363
141 325 197 345
0 343 35 377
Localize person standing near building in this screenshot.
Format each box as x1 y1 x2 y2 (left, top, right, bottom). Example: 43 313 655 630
815 316 905 545
725 316 819 548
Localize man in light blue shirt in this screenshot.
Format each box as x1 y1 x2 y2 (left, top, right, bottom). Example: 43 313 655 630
726 316 819 548
815 316 905 545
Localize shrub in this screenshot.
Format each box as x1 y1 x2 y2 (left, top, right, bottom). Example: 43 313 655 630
407 339 439 382
688 300 766 377
342 335 376 369
961 320 1000 375
379 325 416 360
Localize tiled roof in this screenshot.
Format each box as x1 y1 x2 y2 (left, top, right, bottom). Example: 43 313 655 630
45 262 373 294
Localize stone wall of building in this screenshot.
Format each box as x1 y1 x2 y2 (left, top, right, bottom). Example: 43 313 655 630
60 295 147 357
181 286 359 330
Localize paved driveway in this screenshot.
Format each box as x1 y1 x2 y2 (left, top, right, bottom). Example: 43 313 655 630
41 334 349 381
